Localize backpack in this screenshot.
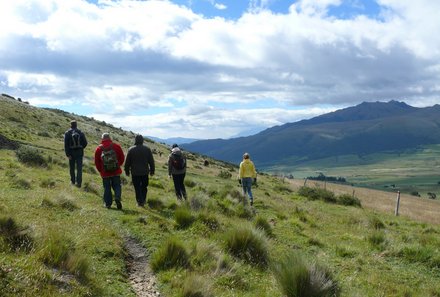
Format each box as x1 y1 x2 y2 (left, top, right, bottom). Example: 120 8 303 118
70 130 82 149
171 152 185 170
100 144 119 172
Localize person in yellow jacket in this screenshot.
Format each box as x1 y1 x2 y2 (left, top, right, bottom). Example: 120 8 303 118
239 152 257 206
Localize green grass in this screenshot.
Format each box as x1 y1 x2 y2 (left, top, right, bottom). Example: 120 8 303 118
2 95 440 296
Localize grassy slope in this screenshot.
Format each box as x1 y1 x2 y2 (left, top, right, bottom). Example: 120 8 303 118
266 147 440 198
1 95 440 297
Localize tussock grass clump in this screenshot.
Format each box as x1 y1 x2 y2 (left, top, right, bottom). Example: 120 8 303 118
298 186 337 203
38 230 89 281
185 179 197 188
83 181 100 196
218 170 232 179
151 237 190 272
254 216 273 238
189 192 209 211
235 204 254 219
369 216 385 230
337 194 362 207
150 179 165 189
367 230 387 249
147 197 164 210
274 184 293 194
272 252 340 297
0 217 34 252
394 244 435 265
180 274 212 297
10 176 32 189
15 145 47 167
198 211 220 231
56 197 79 211
175 206 194 229
40 178 56 188
224 226 269 267
335 246 356 258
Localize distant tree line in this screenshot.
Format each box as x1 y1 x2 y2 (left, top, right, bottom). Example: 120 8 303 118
307 172 347 183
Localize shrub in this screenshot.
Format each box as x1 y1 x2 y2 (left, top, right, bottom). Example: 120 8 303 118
218 170 232 179
180 274 212 297
15 146 47 167
297 186 337 203
224 226 268 267
0 217 34 252
272 252 339 297
175 207 194 229
254 216 273 238
151 237 190 272
189 193 209 211
337 194 361 207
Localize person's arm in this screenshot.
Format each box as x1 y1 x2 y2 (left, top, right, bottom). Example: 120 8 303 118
148 149 155 175
94 146 102 172
64 132 71 157
124 149 131 176
81 132 88 149
168 156 172 176
116 144 125 166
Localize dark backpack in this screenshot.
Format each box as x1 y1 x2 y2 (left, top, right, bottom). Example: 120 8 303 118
171 152 185 170
100 144 119 172
70 130 82 149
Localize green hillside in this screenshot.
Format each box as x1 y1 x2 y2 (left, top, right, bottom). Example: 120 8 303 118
1 95 440 297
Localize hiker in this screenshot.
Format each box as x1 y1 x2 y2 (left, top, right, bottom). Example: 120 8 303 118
94 133 125 209
64 120 87 188
168 144 187 200
238 152 257 206
124 135 155 207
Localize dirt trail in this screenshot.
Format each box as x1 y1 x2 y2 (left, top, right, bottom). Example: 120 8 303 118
124 237 161 297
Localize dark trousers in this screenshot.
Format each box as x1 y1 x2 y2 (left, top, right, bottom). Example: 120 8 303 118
102 176 121 207
172 173 187 200
69 150 83 186
132 175 149 206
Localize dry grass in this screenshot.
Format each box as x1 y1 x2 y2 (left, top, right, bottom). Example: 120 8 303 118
289 179 440 225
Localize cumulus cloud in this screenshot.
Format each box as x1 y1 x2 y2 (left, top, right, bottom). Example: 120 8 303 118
0 0 439 138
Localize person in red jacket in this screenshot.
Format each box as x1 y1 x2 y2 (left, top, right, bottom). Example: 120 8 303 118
94 133 125 209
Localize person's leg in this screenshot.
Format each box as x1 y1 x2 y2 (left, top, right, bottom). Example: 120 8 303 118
243 177 253 204
132 175 142 206
142 175 149 206
102 177 112 207
172 175 182 200
76 156 83 187
179 173 187 200
69 158 76 184
112 176 122 209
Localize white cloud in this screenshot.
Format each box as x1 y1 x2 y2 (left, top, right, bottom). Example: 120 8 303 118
0 0 439 139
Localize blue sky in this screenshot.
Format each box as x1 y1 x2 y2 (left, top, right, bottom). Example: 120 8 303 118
1 0 439 139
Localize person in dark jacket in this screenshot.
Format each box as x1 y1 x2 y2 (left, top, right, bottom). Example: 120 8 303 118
168 144 187 200
94 133 125 209
64 120 87 188
124 135 155 207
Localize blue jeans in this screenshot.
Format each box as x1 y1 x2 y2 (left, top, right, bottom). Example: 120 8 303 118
102 176 121 207
241 177 253 201
69 150 83 186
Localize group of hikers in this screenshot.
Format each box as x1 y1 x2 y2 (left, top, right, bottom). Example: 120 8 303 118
64 120 257 209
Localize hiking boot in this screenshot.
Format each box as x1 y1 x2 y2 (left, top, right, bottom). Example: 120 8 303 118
104 203 111 209
250 200 254 206
116 200 122 210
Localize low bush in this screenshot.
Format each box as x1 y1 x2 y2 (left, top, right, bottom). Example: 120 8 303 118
297 186 337 203
218 170 232 179
189 192 209 211
367 230 387 249
337 194 362 207
224 226 268 267
150 179 165 189
15 145 47 167
151 237 190 272
185 179 197 188
198 211 220 231
272 252 339 297
83 181 100 196
147 197 164 210
369 216 385 230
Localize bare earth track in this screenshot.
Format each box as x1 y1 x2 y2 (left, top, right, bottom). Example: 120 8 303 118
124 237 161 297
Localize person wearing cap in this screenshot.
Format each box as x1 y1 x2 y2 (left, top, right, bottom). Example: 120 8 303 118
238 152 257 206
64 120 88 188
124 135 155 207
168 144 187 200
94 133 125 209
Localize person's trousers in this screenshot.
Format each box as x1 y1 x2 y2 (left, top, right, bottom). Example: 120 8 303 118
132 175 149 206
241 177 253 201
69 152 83 186
102 175 121 207
172 173 187 200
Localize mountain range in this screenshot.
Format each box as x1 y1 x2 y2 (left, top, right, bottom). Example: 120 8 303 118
184 100 440 168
